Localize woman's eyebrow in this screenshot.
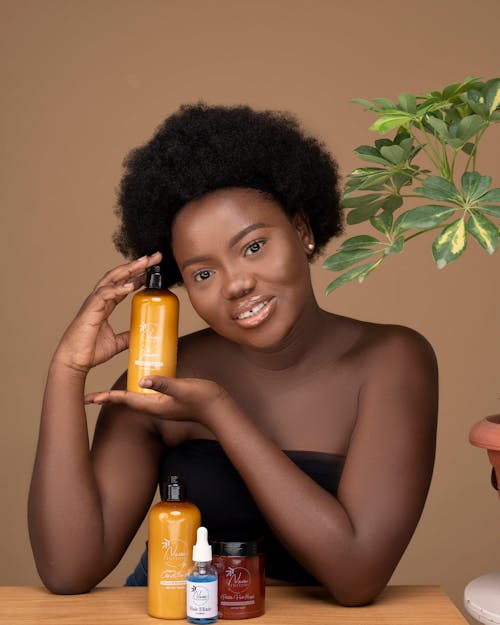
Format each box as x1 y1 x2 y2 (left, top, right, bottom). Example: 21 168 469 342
228 222 270 248
180 222 271 270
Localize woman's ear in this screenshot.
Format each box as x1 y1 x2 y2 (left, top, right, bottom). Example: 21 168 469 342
293 212 315 255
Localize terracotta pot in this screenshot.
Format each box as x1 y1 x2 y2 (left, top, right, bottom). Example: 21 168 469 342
469 414 500 493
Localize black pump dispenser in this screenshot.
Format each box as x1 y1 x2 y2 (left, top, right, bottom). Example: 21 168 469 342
160 475 186 502
147 265 163 290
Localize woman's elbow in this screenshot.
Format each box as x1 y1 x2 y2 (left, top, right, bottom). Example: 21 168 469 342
37 565 101 596
324 577 387 607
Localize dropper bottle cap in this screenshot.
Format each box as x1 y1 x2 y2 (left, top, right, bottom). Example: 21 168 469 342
147 265 163 289
192 526 212 563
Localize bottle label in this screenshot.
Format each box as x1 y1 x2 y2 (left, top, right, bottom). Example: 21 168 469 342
159 538 190 585
186 580 218 618
136 321 164 366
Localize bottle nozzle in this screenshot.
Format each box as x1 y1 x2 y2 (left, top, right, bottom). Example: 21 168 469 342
192 526 212 562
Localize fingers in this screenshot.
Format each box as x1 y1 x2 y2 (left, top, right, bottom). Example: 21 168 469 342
84 389 169 414
114 330 130 355
140 376 171 394
94 251 163 290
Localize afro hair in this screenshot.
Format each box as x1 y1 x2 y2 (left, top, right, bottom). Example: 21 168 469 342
114 103 343 286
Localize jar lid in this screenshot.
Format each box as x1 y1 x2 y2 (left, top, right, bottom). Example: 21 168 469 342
212 537 264 557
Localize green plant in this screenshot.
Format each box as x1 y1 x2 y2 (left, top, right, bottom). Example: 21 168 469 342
323 77 500 293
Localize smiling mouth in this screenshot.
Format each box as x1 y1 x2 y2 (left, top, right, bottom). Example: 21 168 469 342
232 297 276 328
236 300 270 320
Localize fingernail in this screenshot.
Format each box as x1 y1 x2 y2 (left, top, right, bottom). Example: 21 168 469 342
136 255 147 262
140 377 153 388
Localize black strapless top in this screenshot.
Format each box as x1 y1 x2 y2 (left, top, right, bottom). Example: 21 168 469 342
159 439 345 584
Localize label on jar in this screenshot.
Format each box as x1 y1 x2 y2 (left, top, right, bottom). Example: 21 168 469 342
186 580 218 619
213 554 265 618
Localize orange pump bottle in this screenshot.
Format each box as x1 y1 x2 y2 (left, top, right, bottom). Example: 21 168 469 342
148 476 201 619
127 265 179 393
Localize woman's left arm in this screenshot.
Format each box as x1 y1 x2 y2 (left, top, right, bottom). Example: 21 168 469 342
86 327 437 606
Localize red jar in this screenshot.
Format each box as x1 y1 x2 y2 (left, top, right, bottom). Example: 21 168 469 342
212 538 265 619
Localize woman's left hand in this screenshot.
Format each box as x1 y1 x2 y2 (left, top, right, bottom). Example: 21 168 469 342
84 377 232 427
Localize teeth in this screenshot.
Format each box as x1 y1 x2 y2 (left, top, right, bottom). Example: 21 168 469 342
237 300 267 320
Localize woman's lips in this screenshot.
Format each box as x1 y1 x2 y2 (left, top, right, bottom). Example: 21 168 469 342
232 297 276 328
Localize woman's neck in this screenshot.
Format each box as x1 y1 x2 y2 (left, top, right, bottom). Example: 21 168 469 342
236 297 333 372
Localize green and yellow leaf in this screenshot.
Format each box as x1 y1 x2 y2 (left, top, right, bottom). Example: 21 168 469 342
322 247 377 272
466 212 499 254
432 218 467 268
393 205 455 236
325 259 383 294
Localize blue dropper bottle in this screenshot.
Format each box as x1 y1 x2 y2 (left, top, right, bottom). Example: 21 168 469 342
186 527 218 624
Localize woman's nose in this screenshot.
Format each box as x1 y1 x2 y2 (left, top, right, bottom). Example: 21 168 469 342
222 271 256 300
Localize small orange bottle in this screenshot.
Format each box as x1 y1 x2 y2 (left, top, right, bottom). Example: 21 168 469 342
148 475 201 619
127 265 179 393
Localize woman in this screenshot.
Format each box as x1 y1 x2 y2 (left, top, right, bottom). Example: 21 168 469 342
28 104 438 606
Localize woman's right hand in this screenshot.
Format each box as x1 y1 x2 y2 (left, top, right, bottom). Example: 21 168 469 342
52 252 163 375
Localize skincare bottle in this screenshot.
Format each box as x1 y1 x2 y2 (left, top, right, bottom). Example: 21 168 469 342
127 264 179 393
187 527 218 624
148 476 201 620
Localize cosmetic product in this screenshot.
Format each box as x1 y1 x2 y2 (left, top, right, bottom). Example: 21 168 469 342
148 476 201 620
127 264 179 393
212 538 265 619
187 527 218 624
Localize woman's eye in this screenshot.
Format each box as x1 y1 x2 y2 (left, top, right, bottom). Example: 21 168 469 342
244 240 266 256
194 269 213 282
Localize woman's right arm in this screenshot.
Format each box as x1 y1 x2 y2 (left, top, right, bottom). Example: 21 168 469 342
28 253 165 594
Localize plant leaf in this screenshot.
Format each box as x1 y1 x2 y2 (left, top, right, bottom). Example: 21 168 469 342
382 194 404 212
398 93 417 114
426 116 450 140
346 203 384 224
339 235 381 250
322 247 377 271
341 192 382 208
466 212 499 254
370 211 393 235
372 98 396 110
393 204 455 235
379 145 405 164
461 172 492 201
484 78 500 113
325 259 383 294
477 205 500 218
384 236 405 255
354 145 392 166
370 114 412 134
352 98 378 110
480 188 500 203
456 114 484 141
432 218 467 268
414 176 461 203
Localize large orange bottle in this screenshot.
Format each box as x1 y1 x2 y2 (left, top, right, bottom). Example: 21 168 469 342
127 265 179 393
148 475 201 619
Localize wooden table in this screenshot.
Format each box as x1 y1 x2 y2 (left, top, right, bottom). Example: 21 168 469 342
0 586 468 624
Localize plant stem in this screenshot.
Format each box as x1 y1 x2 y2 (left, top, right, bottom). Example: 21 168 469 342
413 122 443 171
403 223 455 243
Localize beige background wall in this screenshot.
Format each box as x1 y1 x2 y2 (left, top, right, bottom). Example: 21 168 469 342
1 1 499 622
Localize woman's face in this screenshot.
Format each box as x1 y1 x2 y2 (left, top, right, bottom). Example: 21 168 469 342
171 187 315 351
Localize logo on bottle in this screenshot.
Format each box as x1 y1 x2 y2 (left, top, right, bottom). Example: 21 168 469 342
134 322 164 367
190 584 210 606
225 566 251 594
160 538 188 583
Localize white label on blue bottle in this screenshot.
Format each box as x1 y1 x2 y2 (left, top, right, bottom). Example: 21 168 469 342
187 580 218 619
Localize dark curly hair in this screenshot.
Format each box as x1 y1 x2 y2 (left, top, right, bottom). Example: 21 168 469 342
114 103 343 286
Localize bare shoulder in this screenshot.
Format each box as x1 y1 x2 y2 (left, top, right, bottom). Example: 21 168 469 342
177 327 234 377
365 322 436 366
330 314 437 376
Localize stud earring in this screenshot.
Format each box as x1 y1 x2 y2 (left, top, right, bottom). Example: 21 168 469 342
307 243 315 251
